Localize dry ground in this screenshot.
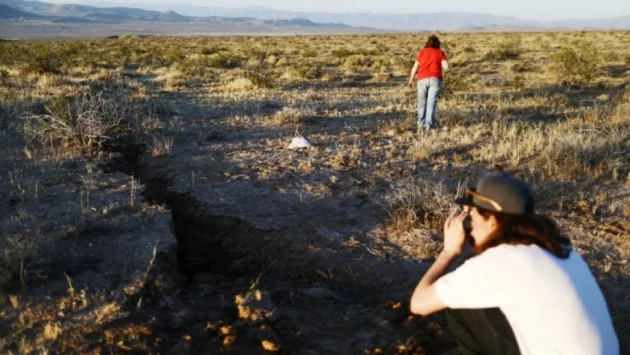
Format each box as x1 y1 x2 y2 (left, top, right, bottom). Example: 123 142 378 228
0 31 629 354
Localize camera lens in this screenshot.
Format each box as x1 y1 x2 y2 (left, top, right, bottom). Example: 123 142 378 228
463 215 472 237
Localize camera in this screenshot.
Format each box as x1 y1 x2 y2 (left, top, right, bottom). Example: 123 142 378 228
463 214 473 244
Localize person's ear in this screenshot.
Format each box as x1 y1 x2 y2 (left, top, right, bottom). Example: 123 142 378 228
487 213 499 230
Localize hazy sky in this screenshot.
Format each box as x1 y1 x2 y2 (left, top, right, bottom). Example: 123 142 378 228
47 0 630 21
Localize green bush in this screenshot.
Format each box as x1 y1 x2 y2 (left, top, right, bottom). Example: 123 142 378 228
344 54 372 68
207 52 240 69
505 75 526 91
176 57 207 77
0 42 86 73
441 73 469 99
374 43 389 54
332 48 355 59
301 49 318 58
295 63 324 80
486 38 522 60
200 45 227 56
243 70 275 88
156 46 184 66
550 44 599 85
45 94 72 123
245 48 269 61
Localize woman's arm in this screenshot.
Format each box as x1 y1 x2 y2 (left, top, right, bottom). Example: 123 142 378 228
441 59 450 72
410 212 467 316
407 60 420 88
410 250 459 315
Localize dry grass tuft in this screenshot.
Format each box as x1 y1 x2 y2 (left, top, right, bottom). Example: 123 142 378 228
384 178 460 233
43 322 63 340
269 105 316 126
9 294 20 310
148 136 174 157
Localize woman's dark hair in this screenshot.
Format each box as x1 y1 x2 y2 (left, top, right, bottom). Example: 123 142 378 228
474 209 572 259
425 35 441 49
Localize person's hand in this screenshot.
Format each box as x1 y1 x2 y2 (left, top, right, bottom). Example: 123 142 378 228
443 211 467 256
407 80 415 89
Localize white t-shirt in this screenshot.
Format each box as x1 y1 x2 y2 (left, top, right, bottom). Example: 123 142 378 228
435 244 619 355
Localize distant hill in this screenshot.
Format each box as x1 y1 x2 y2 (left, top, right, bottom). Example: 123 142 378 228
0 1 361 29
159 10 189 22
0 3 47 19
262 18 350 28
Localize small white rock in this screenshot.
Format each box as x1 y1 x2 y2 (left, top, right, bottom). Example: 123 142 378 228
287 136 312 149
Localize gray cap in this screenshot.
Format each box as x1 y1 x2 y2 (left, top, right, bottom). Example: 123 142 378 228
454 173 534 215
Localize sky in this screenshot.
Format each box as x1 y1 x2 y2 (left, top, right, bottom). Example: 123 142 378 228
45 0 630 21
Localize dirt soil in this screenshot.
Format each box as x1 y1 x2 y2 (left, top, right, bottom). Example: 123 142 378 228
95 95 462 354
0 100 460 354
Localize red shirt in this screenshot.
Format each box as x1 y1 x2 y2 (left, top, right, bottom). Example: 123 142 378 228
416 48 447 80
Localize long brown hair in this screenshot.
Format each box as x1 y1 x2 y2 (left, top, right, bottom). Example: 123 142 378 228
425 35 441 49
473 209 572 258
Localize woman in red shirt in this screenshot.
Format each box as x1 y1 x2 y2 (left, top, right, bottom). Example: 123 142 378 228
407 35 450 131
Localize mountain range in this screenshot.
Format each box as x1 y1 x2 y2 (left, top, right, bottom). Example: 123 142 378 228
1 0 629 31
0 0 352 28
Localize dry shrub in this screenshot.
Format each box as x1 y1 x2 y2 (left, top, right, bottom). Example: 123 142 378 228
147 136 174 157
408 138 434 161
43 322 63 340
139 96 175 119
368 72 392 83
0 234 40 290
540 122 629 180
269 105 315 126
384 178 458 233
331 143 362 170
23 93 128 152
35 74 60 92
504 75 526 91
226 77 255 90
475 112 629 180
380 116 413 136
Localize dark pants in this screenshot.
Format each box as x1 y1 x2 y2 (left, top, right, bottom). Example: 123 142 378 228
446 308 521 355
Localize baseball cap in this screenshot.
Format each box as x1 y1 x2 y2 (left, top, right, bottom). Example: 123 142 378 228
454 173 534 215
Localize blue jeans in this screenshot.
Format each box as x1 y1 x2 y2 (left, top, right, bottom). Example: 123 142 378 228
417 77 442 129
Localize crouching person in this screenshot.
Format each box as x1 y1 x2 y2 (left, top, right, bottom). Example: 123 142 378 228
410 173 619 355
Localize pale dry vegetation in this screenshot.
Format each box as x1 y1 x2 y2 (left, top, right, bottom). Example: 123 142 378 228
0 30 629 354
